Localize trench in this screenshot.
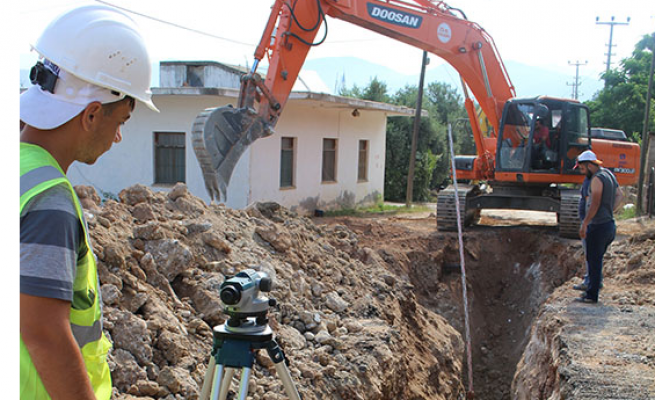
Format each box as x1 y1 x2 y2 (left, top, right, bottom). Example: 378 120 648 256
398 226 580 399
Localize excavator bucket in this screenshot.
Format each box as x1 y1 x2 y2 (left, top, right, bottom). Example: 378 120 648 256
192 105 272 202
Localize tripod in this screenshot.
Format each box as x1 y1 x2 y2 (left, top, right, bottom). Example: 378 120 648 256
199 317 302 400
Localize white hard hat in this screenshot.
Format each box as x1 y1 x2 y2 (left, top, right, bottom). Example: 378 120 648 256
575 150 603 168
21 5 158 129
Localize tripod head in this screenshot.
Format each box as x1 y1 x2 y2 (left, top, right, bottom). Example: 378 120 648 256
219 269 277 333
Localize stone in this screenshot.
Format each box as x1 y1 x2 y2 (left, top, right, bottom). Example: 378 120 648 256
144 239 193 282
202 232 232 254
119 184 153 206
134 222 165 241
325 292 349 313
168 183 189 201
255 225 292 253
157 366 198 396
101 284 121 306
132 203 156 222
112 311 153 366
110 349 147 391
75 185 102 211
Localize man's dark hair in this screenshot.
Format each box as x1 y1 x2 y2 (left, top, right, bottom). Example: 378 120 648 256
102 96 135 116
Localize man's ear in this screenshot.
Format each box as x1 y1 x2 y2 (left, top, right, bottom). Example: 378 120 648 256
80 102 103 131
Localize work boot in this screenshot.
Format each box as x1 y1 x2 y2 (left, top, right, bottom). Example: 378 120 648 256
573 282 603 291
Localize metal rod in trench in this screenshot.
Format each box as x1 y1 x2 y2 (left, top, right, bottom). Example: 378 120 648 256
447 123 475 399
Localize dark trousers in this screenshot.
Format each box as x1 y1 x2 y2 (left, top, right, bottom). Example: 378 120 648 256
585 220 616 301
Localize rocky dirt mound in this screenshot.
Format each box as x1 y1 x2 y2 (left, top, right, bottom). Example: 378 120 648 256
512 219 655 399
76 184 465 400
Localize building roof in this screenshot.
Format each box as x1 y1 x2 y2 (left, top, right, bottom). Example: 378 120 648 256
151 87 426 117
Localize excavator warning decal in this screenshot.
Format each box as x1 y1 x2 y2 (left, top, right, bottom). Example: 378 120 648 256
367 3 422 28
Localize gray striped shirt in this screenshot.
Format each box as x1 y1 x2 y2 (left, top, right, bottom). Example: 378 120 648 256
20 183 86 301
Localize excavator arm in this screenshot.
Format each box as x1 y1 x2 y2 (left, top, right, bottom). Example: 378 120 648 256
193 0 516 201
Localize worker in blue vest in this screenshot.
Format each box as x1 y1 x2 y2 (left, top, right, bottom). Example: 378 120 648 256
575 150 623 303
20 6 158 399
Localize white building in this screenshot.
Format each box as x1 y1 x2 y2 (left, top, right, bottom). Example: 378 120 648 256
66 61 418 214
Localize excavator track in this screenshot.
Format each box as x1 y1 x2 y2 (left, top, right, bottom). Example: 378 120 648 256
437 185 478 231
558 190 581 239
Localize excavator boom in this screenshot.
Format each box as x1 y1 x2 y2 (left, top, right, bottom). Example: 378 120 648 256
192 0 517 201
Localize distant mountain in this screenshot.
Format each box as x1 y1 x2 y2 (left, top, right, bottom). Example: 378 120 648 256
303 56 604 102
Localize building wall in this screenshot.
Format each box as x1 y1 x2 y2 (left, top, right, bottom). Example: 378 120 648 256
67 94 250 207
67 94 386 213
248 103 386 214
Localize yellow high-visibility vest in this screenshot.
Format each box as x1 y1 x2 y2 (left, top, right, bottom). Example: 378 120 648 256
20 143 112 399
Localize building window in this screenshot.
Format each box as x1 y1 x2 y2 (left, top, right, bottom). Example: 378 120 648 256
154 132 185 184
322 138 337 183
280 137 295 188
358 140 369 182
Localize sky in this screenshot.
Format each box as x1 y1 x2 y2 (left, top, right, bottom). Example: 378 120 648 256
15 0 655 91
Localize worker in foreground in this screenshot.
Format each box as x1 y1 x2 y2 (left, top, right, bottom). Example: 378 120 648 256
576 150 623 304
19 6 157 399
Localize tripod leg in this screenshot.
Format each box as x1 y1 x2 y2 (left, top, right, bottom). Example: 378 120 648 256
217 367 236 400
274 362 302 400
211 364 226 400
199 356 217 400
265 339 302 400
236 367 252 400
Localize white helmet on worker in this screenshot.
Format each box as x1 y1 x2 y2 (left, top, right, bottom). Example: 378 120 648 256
20 5 158 130
575 150 603 168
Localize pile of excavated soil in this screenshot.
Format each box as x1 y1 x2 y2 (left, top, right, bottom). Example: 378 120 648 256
76 184 465 400
512 219 655 399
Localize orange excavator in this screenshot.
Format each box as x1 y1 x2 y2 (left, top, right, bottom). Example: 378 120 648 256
192 0 640 238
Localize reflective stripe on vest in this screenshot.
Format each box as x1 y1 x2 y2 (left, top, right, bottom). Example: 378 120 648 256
71 317 104 348
20 166 64 197
20 143 112 400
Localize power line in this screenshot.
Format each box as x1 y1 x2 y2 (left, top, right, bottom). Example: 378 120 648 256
94 0 255 47
95 1 394 48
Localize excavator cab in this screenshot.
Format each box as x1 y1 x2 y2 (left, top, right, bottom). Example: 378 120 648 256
496 97 591 179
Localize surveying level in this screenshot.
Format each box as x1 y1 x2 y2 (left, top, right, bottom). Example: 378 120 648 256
199 270 302 400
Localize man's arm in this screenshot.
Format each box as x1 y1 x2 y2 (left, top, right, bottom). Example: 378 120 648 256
20 294 97 400
580 176 603 239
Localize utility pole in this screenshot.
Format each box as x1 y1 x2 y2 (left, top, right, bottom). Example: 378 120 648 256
596 16 630 76
406 51 429 207
637 32 655 215
567 60 587 100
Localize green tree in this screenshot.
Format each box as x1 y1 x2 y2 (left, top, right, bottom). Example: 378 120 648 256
425 82 467 125
339 76 389 103
341 78 469 202
586 32 655 139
